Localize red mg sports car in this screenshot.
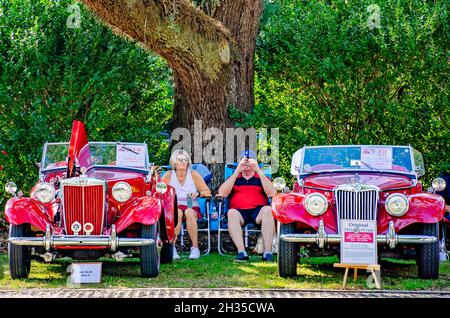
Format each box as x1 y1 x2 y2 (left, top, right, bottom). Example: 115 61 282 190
4 121 177 278
273 145 445 279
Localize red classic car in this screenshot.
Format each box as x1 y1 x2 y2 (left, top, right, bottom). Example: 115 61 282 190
4 121 177 278
272 145 445 279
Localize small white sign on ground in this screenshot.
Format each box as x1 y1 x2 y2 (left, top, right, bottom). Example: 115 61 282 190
340 220 377 264
71 262 102 284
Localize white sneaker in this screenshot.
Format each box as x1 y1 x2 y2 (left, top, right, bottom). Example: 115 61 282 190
173 246 180 260
189 247 201 260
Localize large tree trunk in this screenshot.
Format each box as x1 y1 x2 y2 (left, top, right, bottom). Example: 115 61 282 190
213 0 263 114
172 1 264 189
78 0 264 189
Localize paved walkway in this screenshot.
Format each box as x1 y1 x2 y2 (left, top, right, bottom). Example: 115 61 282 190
0 288 448 298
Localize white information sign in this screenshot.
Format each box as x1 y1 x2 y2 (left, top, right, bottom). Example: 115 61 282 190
116 145 146 168
340 220 377 265
360 146 392 170
71 262 102 284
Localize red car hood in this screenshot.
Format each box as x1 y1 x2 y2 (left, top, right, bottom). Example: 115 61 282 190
303 172 414 191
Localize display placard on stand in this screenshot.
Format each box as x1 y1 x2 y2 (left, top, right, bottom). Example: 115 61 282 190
335 220 381 289
340 219 377 264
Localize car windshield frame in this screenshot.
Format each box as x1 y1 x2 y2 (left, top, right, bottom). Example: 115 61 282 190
40 141 150 173
297 145 419 180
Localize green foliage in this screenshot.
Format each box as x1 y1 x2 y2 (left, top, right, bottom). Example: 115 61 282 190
0 0 173 207
232 0 449 184
1 0 449 210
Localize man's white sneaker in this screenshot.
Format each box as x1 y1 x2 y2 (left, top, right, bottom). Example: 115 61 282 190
173 247 181 260
189 247 201 260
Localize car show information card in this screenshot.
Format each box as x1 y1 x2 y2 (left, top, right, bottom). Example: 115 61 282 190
340 220 377 264
360 146 393 170
116 144 146 168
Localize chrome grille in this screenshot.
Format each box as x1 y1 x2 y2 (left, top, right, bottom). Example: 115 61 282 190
61 177 106 235
334 185 379 222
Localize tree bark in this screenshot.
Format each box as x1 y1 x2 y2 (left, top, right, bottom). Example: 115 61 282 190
78 0 264 189
212 0 263 113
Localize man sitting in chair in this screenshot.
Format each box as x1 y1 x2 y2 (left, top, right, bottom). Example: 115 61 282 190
218 150 277 262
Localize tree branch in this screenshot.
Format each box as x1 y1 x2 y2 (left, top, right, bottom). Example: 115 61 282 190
78 0 234 81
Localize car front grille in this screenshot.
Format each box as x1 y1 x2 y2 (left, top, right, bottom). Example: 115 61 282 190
334 185 379 222
61 178 105 235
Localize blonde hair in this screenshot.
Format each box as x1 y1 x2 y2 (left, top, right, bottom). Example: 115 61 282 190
169 149 192 170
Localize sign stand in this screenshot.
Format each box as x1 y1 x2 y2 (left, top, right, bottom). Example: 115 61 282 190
338 219 380 289
333 263 381 289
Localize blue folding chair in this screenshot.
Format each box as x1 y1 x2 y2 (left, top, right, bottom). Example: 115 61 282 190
160 164 213 255
215 163 272 255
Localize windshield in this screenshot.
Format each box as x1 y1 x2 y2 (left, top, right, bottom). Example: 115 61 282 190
299 146 415 175
42 142 149 171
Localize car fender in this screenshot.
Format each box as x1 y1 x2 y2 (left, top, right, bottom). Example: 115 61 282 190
115 196 162 234
272 193 337 233
158 185 176 243
378 193 445 233
4 197 53 232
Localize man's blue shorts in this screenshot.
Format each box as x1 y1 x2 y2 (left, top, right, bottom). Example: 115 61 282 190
235 205 265 227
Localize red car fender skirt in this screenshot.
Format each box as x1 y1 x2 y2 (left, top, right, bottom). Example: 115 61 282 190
114 196 163 234
4 197 53 232
271 193 337 233
378 193 446 233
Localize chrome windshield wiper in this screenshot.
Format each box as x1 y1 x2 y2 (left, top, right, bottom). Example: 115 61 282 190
359 160 382 173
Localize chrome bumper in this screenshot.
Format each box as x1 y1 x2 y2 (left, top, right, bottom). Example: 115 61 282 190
280 221 437 249
8 225 154 251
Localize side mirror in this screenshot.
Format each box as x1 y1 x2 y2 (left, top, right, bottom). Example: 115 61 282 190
431 177 446 192
5 181 17 197
273 177 286 192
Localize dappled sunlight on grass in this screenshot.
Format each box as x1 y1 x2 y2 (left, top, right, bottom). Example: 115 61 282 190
0 253 448 290
297 266 333 278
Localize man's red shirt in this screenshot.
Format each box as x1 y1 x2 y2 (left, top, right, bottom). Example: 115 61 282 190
229 172 270 210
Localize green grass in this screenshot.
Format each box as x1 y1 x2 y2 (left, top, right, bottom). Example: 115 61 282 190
0 253 449 290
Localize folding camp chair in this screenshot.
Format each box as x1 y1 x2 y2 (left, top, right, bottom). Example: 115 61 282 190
215 163 272 255
160 164 212 255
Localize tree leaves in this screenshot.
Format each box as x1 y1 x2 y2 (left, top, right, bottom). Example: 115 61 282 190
0 0 173 208
251 0 449 183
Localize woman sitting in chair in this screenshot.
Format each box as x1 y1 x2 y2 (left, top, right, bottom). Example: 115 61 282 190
161 149 211 260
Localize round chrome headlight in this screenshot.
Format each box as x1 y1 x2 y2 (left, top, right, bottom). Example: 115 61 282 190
112 182 132 203
431 178 446 192
385 194 409 217
33 183 55 203
304 193 328 216
156 182 168 194
273 177 286 191
5 181 17 195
